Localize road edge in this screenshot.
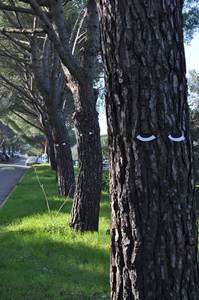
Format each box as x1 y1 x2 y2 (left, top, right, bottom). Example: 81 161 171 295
0 170 27 209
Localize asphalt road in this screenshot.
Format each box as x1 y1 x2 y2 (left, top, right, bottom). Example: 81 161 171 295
0 158 28 207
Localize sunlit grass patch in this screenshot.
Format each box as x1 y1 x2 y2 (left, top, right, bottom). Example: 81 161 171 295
0 165 110 300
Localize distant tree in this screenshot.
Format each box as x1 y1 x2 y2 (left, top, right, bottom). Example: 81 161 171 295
31 35 75 197
188 71 199 182
0 9 76 197
183 0 199 42
24 0 103 231
189 70 199 99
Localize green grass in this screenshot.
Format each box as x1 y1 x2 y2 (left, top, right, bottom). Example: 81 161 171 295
0 165 110 300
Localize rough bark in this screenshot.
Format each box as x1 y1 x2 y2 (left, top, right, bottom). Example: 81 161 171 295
70 84 102 231
49 108 75 198
39 112 57 171
31 36 75 198
11 144 15 157
48 141 57 171
98 0 199 299
2 144 6 155
44 123 57 171
69 0 102 231
8 145 11 156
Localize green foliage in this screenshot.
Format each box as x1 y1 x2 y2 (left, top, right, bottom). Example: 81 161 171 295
195 185 199 216
188 71 199 183
102 170 109 192
190 109 199 183
0 165 110 299
189 70 199 97
183 0 199 43
101 135 108 159
64 0 86 33
0 113 44 154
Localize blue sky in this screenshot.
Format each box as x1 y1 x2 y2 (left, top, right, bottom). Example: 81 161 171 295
100 32 199 135
185 32 199 72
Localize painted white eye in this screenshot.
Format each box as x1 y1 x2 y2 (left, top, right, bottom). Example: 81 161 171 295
136 134 157 142
168 134 185 142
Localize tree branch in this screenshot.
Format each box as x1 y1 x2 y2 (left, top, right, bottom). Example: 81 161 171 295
0 73 35 103
27 0 85 83
19 0 50 7
0 3 36 15
13 111 43 132
0 27 45 34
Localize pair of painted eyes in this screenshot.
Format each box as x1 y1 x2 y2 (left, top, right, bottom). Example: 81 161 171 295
79 132 93 137
136 134 185 142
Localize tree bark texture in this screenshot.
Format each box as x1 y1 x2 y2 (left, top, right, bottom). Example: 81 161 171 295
98 1 199 299
41 116 57 171
31 36 75 198
2 144 6 155
69 0 103 231
48 138 57 172
70 83 102 231
11 144 15 157
48 106 75 198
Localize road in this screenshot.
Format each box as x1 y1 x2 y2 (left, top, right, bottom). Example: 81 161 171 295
0 158 28 207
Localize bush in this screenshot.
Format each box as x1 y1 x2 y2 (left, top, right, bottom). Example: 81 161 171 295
102 170 109 192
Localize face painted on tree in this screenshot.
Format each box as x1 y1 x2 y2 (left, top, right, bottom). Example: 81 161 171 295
136 132 186 142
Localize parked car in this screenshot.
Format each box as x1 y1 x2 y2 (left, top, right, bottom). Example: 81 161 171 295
25 156 38 166
37 154 48 164
5 153 10 161
102 160 109 170
73 160 79 167
14 152 22 158
0 152 6 162
0 152 9 162
41 153 48 163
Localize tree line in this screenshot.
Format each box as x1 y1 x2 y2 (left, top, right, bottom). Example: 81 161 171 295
0 0 198 298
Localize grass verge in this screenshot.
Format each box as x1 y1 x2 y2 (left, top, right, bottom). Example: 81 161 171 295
0 165 110 300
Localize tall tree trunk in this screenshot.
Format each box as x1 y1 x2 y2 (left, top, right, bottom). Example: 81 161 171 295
8 145 11 156
49 108 75 198
31 0 103 231
44 124 57 171
2 144 6 155
40 113 57 171
31 34 75 198
48 140 57 171
11 144 15 157
98 0 199 299
48 144 57 171
69 0 103 232
70 84 102 231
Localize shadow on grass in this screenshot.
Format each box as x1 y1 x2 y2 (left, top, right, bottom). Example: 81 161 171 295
0 166 110 226
0 165 110 299
0 192 110 228
0 166 66 225
0 229 109 300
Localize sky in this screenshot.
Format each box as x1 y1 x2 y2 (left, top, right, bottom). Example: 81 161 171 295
99 32 199 135
185 33 199 72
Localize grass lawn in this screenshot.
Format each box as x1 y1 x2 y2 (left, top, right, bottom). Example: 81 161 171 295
0 165 110 300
